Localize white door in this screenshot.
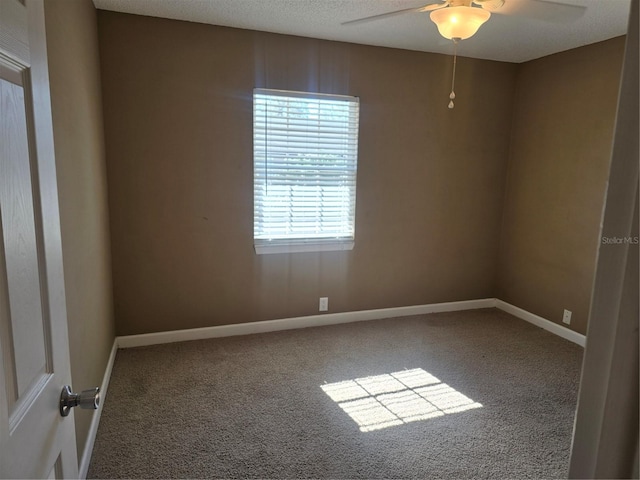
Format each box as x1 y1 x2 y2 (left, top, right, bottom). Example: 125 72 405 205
0 0 78 478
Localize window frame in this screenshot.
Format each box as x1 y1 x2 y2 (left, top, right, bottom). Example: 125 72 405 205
253 88 360 255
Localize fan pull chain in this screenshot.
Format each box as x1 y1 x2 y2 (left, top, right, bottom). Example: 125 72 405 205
449 38 459 109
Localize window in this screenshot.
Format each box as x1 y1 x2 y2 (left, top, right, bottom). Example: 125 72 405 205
253 88 360 254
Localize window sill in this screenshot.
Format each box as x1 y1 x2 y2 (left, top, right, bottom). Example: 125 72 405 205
254 240 354 255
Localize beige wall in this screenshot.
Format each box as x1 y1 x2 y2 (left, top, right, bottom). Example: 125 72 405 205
97 12 518 336
44 0 115 461
496 37 626 335
96 12 626 339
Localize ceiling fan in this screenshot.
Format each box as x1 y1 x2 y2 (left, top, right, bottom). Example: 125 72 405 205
343 0 586 108
343 0 587 39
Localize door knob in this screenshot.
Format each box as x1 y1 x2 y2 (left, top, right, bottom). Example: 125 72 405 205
60 385 100 417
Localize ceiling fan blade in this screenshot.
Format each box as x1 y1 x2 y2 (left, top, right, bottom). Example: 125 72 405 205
472 0 506 11
417 3 450 12
341 2 447 26
502 0 587 23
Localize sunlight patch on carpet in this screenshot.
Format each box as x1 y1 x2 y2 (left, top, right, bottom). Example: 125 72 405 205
321 368 482 432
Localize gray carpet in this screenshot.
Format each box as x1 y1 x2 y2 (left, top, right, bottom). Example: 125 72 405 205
88 308 583 479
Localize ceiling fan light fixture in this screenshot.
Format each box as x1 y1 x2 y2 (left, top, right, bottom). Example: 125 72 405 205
430 6 491 40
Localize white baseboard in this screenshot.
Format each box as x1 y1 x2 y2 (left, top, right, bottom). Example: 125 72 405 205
495 300 586 347
78 339 118 479
116 298 586 349
116 298 497 348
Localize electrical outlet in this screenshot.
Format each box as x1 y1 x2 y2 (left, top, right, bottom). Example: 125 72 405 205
562 309 572 325
319 297 329 312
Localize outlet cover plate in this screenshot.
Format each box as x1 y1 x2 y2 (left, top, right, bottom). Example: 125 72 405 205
319 297 328 312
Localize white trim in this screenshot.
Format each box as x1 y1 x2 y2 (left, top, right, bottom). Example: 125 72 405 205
255 239 354 255
117 299 586 349
495 300 586 347
116 298 496 349
254 88 359 103
78 339 118 480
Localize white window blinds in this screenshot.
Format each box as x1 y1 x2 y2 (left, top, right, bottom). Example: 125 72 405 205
253 88 360 254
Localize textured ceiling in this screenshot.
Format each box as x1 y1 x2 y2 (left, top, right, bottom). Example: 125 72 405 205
92 0 631 63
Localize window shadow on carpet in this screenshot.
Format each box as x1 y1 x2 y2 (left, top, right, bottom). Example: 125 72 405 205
321 368 483 432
